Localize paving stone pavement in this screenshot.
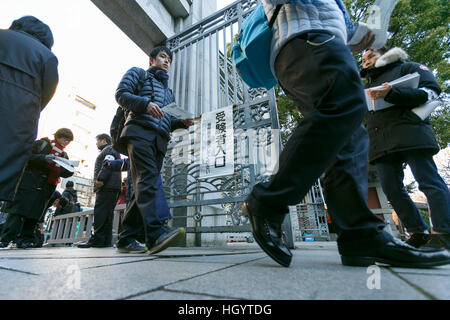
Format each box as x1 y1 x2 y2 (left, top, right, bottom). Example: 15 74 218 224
0 241 448 300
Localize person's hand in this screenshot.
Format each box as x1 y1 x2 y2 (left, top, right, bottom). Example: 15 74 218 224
95 180 104 188
54 199 61 208
367 83 392 100
181 118 194 127
147 102 164 119
44 154 56 163
348 31 376 53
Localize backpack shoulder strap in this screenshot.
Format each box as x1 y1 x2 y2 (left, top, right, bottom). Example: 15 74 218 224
268 4 283 28
135 67 155 102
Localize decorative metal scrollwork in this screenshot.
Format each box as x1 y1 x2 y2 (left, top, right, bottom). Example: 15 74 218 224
168 38 182 51
193 212 203 222
248 88 268 101
224 7 238 21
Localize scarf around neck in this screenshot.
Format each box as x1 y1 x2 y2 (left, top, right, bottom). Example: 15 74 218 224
149 67 169 88
47 140 65 185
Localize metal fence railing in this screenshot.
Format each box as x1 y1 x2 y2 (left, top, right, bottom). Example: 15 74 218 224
46 204 126 245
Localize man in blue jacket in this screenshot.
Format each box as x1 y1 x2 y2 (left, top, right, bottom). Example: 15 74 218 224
115 46 193 254
241 0 450 268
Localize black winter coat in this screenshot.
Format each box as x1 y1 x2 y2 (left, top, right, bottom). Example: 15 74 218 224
115 66 187 153
94 144 121 192
3 138 73 220
362 60 441 163
0 17 59 201
54 187 77 216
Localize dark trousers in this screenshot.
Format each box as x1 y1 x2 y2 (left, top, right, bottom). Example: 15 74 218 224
246 31 385 243
0 213 37 243
90 190 119 246
375 150 450 233
118 136 168 247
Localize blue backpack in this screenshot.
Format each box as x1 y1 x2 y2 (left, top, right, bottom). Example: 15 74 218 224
231 4 282 90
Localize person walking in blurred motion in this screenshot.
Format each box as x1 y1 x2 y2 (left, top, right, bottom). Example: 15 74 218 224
0 16 59 202
77 134 121 248
115 46 193 254
361 47 450 250
105 158 172 226
0 128 74 249
241 0 450 268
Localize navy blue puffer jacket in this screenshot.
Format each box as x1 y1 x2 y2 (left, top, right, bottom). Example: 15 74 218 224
115 66 186 140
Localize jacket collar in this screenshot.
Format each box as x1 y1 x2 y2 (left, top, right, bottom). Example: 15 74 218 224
360 47 408 79
148 67 169 88
374 47 408 68
98 143 110 151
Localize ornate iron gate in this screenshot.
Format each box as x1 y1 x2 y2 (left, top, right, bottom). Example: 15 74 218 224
161 0 298 247
289 181 330 241
162 0 329 246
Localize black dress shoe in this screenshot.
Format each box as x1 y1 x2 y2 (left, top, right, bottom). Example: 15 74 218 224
16 241 34 249
421 233 450 251
406 233 431 248
339 231 450 268
0 241 10 248
148 227 185 255
242 202 292 267
116 240 148 253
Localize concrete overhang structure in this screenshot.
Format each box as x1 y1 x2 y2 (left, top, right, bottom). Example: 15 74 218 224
91 0 215 55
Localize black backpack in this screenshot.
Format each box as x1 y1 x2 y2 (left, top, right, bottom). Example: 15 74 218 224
110 68 149 155
110 106 128 155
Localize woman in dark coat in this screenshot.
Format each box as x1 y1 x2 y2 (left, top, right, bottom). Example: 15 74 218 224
361 47 450 250
0 128 74 248
0 16 59 202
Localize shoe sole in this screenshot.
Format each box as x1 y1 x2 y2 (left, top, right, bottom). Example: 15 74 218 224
116 247 148 254
242 204 291 268
149 228 186 255
341 255 450 268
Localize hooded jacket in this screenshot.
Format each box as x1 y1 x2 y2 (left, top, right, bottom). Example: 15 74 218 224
361 47 441 163
54 186 78 216
0 16 59 201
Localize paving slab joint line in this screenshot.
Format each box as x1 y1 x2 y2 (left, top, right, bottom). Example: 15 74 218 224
152 250 263 259
160 288 243 300
81 257 158 270
386 267 439 300
0 266 39 276
118 256 267 300
82 251 263 270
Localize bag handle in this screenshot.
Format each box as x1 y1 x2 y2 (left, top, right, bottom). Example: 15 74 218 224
268 4 283 28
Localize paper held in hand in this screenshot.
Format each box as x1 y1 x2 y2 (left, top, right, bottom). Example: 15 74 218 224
411 100 440 121
348 0 399 49
51 156 79 173
163 103 193 120
365 72 420 111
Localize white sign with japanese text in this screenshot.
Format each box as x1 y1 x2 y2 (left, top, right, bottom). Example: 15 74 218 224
200 105 234 179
